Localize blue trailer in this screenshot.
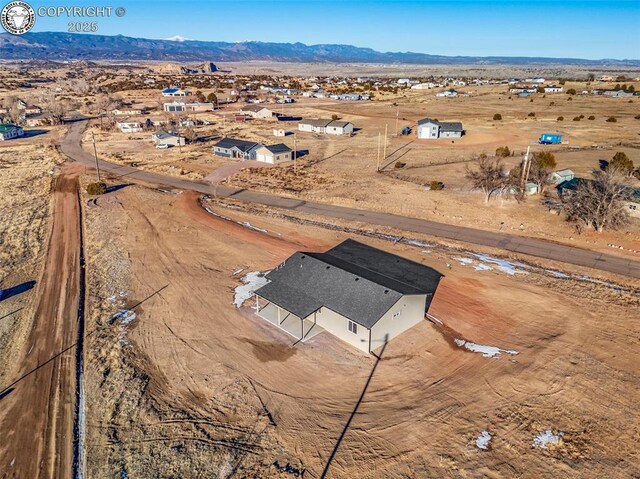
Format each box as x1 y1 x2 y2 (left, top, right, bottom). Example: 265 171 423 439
539 133 562 145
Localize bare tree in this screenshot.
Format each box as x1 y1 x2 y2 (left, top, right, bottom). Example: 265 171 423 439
39 92 69 125
465 153 512 202
563 169 631 232
1 96 22 124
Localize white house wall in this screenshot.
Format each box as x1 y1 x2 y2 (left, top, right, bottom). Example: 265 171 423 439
314 307 370 352
370 294 427 351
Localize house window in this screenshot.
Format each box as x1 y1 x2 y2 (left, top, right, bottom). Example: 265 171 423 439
630 205 637 210
348 320 358 334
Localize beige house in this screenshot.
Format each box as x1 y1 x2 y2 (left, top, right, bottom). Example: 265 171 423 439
185 102 214 112
240 105 274 119
252 239 443 353
254 144 293 164
298 119 354 135
117 121 143 133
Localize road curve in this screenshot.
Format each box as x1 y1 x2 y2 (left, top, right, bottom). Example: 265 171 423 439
61 121 640 279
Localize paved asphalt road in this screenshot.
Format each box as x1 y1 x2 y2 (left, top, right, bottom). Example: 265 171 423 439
61 121 640 279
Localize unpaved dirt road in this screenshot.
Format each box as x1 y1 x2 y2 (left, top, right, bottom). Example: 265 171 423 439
61 120 640 279
0 165 82 479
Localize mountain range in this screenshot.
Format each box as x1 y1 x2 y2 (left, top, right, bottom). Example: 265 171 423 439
0 32 638 66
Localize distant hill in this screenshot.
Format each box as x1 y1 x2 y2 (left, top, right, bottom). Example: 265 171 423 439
0 32 638 66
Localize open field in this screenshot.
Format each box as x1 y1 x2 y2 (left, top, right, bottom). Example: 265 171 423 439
79 183 639 478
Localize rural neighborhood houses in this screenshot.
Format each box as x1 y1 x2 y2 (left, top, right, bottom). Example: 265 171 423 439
117 121 144 133
0 124 24 141
417 118 464 139
162 87 191 97
254 144 293 164
239 105 274 119
252 239 443 353
298 119 354 135
163 101 186 113
151 130 185 147
213 137 261 160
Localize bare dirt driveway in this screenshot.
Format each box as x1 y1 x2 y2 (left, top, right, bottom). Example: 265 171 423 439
0 165 82 479
60 120 640 279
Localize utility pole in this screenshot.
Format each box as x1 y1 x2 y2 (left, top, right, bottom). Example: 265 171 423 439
293 133 298 176
91 132 101 182
376 131 381 172
520 146 531 188
382 124 388 162
395 108 399 137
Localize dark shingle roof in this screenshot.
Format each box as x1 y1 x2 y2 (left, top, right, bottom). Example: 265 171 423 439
214 137 260 152
254 239 443 328
261 143 292 154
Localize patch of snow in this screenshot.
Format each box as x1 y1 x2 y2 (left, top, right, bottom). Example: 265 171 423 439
164 35 191 42
576 275 624 292
107 295 117 303
405 239 433 248
474 263 493 271
232 268 245 276
546 270 570 279
422 250 432 254
234 271 269 308
455 257 474 265
454 338 519 358
476 431 492 450
471 253 529 275
533 430 564 448
238 221 267 233
110 310 136 325
119 291 127 298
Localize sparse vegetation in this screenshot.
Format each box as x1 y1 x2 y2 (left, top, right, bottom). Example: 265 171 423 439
563 169 631 233
527 112 535 117
566 88 576 95
429 180 445 191
588 115 595 120
573 116 581 121
609 152 634 175
495 146 511 157
394 161 406 169
465 154 512 202
606 117 617 123
86 182 107 195
557 116 564 121
493 113 502 120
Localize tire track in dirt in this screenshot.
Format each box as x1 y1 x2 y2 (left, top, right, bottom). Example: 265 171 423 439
0 166 82 479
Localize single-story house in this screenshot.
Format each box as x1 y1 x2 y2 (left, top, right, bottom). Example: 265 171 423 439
240 105 274 119
112 108 143 116
298 119 332 133
549 168 575 184
252 239 443 353
544 85 563 93
213 137 262 160
185 102 214 112
0 124 24 141
161 87 191 97
417 118 464 139
436 89 458 97
151 130 185 147
254 144 293 164
298 119 354 135
163 101 185 113
325 120 354 135
117 121 143 133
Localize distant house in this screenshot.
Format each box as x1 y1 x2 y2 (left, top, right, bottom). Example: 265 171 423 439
603 90 633 97
544 85 563 93
213 137 262 160
549 169 575 184
338 93 361 101
112 108 143 116
163 101 186 113
239 105 274 119
411 83 436 90
524 182 539 195
254 144 293 164
117 121 144 133
0 124 24 141
298 119 354 135
252 239 443 353
273 129 287 137
416 118 464 139
185 102 214 112
161 87 191 97
435 89 458 97
151 130 185 147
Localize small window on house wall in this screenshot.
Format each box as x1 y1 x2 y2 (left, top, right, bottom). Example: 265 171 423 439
393 311 401 319
348 320 358 334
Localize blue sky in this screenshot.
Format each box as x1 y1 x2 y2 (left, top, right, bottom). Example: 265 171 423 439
27 0 640 59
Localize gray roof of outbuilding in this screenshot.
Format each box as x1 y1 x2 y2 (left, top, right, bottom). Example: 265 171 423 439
261 143 292 154
253 239 443 329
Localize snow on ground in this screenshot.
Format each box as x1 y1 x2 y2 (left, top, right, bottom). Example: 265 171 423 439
454 338 519 358
234 271 269 308
533 430 564 448
238 221 268 233
232 268 245 276
405 239 433 248
471 253 529 275
546 270 570 279
476 431 492 450
456 257 474 266
110 310 137 325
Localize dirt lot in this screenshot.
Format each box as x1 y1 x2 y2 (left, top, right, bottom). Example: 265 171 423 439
81 182 640 478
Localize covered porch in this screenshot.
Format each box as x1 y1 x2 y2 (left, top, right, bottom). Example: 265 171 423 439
254 295 324 342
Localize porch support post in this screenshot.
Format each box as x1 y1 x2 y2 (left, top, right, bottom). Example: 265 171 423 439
277 306 281 324
255 294 259 312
